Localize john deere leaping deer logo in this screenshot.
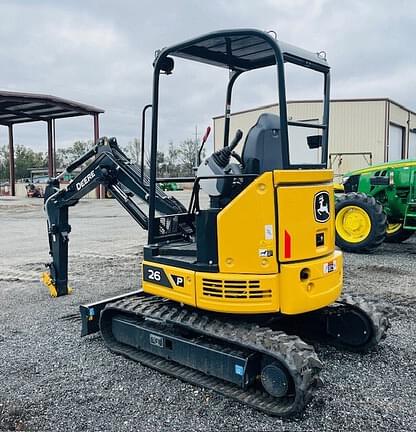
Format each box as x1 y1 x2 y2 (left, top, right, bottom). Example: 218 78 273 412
314 191 330 222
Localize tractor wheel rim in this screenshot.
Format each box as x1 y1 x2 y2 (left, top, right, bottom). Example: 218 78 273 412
386 223 402 235
336 206 371 243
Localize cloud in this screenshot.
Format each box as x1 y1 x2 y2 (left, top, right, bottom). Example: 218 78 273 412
0 0 415 156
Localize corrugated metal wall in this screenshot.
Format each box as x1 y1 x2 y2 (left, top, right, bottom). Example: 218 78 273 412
329 100 385 175
409 112 416 159
388 101 415 160
213 99 414 178
410 112 416 130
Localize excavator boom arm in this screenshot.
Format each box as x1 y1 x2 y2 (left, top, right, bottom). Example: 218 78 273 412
43 137 193 297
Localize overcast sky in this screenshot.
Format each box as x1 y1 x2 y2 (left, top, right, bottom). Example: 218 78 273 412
1 0 415 155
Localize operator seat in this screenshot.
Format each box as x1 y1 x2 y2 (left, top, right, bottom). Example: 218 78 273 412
241 113 284 174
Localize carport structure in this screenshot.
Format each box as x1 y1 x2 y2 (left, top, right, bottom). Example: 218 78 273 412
0 90 104 196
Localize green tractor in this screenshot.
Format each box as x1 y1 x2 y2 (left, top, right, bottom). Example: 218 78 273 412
335 159 416 252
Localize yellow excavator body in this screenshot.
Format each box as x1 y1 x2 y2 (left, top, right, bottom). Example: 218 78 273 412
143 169 342 315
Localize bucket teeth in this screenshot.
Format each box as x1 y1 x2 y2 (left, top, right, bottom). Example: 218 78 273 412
41 271 58 297
40 272 73 297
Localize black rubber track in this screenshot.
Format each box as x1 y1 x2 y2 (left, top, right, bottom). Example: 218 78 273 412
331 294 390 352
266 295 390 353
100 294 322 417
335 192 387 253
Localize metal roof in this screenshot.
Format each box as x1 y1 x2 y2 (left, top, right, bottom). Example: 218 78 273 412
160 28 329 72
0 90 104 126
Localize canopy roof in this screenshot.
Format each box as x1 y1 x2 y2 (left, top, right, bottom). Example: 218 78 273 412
162 29 329 72
0 90 104 126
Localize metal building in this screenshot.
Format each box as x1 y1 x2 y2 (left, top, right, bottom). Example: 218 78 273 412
0 90 104 197
213 98 416 177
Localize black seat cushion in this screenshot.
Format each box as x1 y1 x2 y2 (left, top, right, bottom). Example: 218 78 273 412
241 113 283 174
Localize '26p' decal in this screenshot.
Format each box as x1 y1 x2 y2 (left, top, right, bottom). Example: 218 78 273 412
171 275 185 287
143 264 172 288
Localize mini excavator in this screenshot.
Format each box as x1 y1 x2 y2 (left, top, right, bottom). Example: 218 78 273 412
42 29 389 416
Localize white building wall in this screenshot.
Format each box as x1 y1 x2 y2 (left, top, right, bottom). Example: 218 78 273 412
213 99 414 178
409 112 416 159
213 104 278 156
328 100 385 175
409 112 416 130
389 102 409 126
388 101 409 161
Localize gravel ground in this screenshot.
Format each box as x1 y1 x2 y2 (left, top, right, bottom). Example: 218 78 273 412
0 196 415 432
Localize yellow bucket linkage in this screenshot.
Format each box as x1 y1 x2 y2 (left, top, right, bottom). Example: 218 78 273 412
41 272 72 297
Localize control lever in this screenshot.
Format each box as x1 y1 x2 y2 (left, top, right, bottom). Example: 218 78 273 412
228 129 243 151
197 129 244 197
197 126 211 166
211 129 243 169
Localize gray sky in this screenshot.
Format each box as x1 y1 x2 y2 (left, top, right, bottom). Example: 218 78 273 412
1 0 415 155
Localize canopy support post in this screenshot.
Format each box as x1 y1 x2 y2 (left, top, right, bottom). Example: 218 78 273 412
8 125 15 196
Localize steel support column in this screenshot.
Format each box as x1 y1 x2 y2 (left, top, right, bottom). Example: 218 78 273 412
93 113 101 199
8 125 15 196
47 119 54 177
141 104 152 180
52 119 57 176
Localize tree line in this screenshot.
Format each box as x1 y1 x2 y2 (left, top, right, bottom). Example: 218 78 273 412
0 137 204 181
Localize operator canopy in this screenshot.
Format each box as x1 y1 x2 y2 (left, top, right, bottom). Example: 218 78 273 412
155 28 329 72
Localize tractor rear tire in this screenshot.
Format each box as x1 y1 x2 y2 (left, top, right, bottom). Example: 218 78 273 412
384 223 415 243
335 192 387 253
